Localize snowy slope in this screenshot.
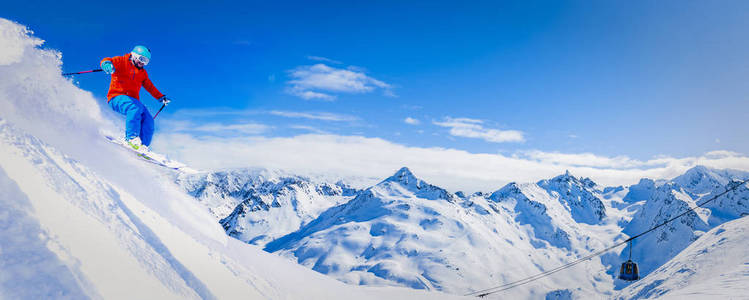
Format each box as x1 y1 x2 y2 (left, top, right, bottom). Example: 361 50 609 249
489 182 575 250
616 215 749 299
0 18 465 300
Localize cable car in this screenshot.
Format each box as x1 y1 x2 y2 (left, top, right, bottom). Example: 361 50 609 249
618 240 640 281
619 259 640 281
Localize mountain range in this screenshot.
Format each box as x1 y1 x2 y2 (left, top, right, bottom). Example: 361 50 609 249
177 164 749 298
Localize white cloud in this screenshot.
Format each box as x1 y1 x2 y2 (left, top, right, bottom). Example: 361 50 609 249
153 132 749 193
190 122 271 135
433 117 525 143
404 117 420 125
293 90 336 101
160 115 271 136
269 110 358 122
171 108 263 118
307 56 343 64
289 125 329 134
286 64 393 100
516 150 653 169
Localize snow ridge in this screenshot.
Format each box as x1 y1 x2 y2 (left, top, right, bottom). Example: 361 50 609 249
381 167 456 202
536 171 607 225
489 182 573 250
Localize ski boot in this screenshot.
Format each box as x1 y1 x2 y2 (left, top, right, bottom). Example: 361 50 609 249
126 137 149 152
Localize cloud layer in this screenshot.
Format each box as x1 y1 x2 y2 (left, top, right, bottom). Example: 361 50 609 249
153 132 749 193
192 123 271 135
286 64 392 100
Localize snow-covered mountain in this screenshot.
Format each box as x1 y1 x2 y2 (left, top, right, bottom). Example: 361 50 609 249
177 169 359 220
536 171 607 225
619 166 749 283
488 182 574 250
177 169 359 246
616 215 749 299
0 18 464 300
203 161 749 298
672 165 749 198
261 167 618 298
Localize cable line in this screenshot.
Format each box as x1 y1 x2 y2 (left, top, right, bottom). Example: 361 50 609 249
465 178 749 298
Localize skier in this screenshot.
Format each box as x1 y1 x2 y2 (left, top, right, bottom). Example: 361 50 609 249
101 45 170 152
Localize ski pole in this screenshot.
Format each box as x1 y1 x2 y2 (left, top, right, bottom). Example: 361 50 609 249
62 69 103 76
153 103 166 120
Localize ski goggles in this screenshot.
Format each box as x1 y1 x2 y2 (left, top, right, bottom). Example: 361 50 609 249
131 53 150 65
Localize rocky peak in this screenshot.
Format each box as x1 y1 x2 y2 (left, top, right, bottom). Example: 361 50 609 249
544 171 596 189
379 167 454 202
383 167 419 185
488 182 521 202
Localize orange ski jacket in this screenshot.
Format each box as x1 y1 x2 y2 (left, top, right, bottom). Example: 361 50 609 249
101 53 164 102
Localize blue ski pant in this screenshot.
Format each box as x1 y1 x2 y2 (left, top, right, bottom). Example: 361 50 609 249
108 95 154 146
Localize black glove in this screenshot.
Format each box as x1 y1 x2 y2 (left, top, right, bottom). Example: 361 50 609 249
158 96 171 106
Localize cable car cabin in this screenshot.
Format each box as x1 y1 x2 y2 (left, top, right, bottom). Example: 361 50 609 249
619 259 640 281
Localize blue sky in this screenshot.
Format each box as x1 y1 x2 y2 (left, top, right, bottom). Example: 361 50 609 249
4 1 749 189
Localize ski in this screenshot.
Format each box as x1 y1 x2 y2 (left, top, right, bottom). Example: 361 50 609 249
103 135 181 170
